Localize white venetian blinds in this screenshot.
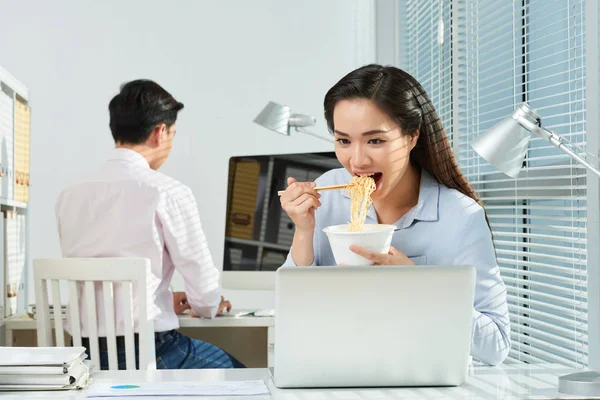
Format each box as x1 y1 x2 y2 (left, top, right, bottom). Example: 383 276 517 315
406 0 588 367
406 0 453 139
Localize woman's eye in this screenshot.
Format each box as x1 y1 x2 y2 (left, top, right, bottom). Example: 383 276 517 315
336 138 350 145
368 139 384 145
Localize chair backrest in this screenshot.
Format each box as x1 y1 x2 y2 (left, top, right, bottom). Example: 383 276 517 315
33 258 156 370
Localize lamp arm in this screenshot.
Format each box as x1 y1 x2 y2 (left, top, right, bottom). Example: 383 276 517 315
295 127 335 143
535 127 600 178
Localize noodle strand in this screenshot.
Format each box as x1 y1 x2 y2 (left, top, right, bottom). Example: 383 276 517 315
346 175 376 232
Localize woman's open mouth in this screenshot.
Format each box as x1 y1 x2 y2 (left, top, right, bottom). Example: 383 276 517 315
356 172 383 191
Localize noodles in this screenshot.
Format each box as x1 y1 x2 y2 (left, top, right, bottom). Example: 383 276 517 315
346 175 376 232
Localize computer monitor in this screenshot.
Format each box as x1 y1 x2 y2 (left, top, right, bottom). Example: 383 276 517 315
221 151 342 290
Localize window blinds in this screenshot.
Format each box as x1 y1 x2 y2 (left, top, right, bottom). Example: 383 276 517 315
406 0 588 367
406 0 453 139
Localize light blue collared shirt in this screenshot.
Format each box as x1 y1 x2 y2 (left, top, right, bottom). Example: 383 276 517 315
282 168 511 366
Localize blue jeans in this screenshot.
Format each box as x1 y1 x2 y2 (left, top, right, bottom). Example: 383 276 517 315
84 330 245 370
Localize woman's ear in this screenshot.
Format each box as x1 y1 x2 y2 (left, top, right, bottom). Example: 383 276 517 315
410 126 421 150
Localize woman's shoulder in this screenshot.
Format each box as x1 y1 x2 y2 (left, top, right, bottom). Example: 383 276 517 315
438 182 485 221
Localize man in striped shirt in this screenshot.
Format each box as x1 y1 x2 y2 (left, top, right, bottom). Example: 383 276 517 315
55 80 244 369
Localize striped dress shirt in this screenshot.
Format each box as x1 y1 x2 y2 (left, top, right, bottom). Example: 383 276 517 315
55 148 221 336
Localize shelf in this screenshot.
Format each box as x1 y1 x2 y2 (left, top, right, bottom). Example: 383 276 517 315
0 198 27 209
226 237 290 252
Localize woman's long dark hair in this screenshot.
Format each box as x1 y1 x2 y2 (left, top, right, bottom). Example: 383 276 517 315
323 64 484 210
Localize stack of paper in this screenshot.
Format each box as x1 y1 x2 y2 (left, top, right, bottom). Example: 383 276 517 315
0 347 92 391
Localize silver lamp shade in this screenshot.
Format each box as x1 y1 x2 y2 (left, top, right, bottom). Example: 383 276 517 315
253 101 316 136
470 103 540 178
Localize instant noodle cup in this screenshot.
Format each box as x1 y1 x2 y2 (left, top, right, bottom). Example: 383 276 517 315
322 223 396 266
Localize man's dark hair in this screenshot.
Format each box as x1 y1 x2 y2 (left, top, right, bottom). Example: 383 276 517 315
108 79 184 144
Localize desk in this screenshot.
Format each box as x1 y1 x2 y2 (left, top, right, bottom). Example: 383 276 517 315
0 363 594 399
3 314 275 367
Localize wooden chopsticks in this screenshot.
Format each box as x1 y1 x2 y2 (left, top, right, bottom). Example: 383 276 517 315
277 184 348 196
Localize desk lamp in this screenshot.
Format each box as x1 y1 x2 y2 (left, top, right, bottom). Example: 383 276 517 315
471 102 600 396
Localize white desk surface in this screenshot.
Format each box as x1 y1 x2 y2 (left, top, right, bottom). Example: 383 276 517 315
4 312 274 330
0 363 595 400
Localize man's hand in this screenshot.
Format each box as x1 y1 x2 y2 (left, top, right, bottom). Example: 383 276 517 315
217 296 232 315
189 296 232 318
349 245 415 266
173 291 191 315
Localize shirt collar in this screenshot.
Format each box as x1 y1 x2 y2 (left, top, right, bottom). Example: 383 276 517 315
403 170 440 225
342 169 440 227
108 148 150 169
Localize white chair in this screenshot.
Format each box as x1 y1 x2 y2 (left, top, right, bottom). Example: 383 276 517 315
33 258 156 370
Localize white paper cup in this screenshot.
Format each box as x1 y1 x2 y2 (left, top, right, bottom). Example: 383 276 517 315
322 224 396 266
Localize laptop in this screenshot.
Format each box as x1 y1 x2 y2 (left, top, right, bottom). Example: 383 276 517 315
270 265 475 388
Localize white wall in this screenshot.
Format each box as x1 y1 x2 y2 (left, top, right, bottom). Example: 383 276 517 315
0 0 376 304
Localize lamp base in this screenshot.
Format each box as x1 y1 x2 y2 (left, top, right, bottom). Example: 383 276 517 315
558 371 600 396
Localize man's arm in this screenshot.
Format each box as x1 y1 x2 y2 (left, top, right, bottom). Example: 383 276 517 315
161 188 221 318
55 194 63 243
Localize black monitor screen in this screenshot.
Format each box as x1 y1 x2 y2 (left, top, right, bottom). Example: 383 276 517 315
223 152 342 271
